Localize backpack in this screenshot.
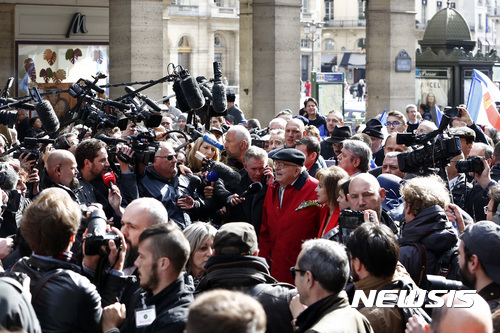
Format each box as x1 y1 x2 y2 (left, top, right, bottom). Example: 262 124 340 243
399 225 460 289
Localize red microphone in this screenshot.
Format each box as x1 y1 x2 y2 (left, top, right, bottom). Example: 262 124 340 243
103 171 117 194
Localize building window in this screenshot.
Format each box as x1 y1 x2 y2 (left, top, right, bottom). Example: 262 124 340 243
437 1 442 9
325 0 334 20
301 0 308 13
301 39 309 48
214 35 221 47
450 2 455 8
479 14 483 30
324 38 335 50
178 36 191 69
356 38 366 50
358 0 365 18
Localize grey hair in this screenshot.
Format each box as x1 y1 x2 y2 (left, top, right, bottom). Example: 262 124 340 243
297 239 349 294
405 104 417 112
183 222 217 273
228 125 251 147
244 146 268 164
342 139 372 172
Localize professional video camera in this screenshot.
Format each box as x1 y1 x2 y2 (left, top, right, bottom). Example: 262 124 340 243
396 108 461 174
10 137 55 164
80 104 129 132
0 110 17 128
84 209 122 256
117 129 159 166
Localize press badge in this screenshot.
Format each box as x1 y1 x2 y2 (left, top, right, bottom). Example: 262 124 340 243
136 297 156 328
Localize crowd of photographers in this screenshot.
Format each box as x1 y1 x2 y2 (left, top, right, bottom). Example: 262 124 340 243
0 89 500 333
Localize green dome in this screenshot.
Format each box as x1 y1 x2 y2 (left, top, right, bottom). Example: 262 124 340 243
423 7 472 41
419 7 475 53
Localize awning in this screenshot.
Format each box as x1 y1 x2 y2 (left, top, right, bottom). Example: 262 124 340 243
340 52 366 68
321 54 337 63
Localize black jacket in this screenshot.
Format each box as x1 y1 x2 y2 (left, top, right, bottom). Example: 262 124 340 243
0 276 41 333
117 274 193 333
196 255 296 333
399 205 458 286
12 255 122 333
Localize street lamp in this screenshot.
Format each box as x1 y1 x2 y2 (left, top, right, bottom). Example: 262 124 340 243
304 20 322 74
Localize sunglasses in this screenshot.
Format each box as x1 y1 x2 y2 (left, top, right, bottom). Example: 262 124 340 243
156 155 176 161
290 267 307 280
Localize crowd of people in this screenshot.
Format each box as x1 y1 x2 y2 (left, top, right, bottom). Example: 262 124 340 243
0 92 499 333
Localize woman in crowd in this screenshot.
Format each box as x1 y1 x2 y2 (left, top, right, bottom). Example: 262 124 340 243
315 166 349 238
187 133 220 174
183 222 217 286
337 178 351 211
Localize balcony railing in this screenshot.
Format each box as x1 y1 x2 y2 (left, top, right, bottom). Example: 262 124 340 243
168 4 199 16
323 18 366 28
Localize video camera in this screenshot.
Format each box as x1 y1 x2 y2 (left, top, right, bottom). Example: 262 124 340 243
116 129 159 166
10 137 55 164
396 108 461 174
455 156 485 173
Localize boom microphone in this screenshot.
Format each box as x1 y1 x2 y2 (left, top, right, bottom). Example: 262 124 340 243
0 98 35 110
0 163 18 191
31 87 60 134
173 79 191 112
124 86 161 112
83 79 105 94
211 161 241 186
96 134 127 145
212 62 227 113
179 69 205 110
240 182 263 197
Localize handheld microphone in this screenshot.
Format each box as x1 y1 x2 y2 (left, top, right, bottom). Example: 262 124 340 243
240 182 263 197
206 171 219 183
203 134 224 150
179 69 205 110
124 86 162 112
212 62 227 113
32 87 60 134
83 79 105 94
173 79 191 112
103 171 117 194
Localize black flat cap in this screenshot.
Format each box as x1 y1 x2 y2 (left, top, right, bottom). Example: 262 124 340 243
271 148 305 166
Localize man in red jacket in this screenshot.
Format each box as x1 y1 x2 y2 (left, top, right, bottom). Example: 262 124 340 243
260 149 322 284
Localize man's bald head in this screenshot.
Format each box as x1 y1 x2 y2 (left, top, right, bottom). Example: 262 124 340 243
431 293 492 333
46 149 76 170
45 149 78 188
348 173 385 218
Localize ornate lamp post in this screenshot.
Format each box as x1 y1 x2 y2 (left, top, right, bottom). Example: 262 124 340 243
304 20 322 73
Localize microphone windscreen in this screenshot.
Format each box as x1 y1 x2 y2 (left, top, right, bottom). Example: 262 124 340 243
102 171 116 187
180 75 205 110
206 171 219 182
200 85 213 101
173 79 191 112
0 163 18 191
212 82 227 114
211 161 241 186
36 100 60 134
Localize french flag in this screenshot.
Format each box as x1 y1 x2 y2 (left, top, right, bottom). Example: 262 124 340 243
466 69 500 130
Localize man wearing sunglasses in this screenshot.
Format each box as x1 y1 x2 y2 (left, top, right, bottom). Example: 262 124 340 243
138 142 205 230
289 239 372 333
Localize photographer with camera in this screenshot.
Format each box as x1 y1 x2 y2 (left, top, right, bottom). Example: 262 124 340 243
463 142 495 221
11 188 127 332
